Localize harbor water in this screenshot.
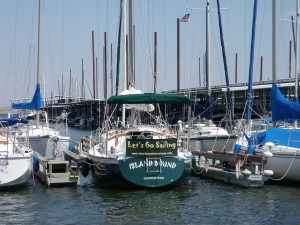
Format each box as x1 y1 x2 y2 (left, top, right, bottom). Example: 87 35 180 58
1 127 300 225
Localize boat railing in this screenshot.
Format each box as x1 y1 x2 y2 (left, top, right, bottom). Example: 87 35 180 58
286 129 300 149
0 120 30 153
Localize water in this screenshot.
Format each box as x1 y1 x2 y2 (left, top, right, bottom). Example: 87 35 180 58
1 127 300 225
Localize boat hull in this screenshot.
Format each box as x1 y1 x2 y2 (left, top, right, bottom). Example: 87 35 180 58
0 153 32 188
257 151 300 182
87 156 191 188
182 135 237 152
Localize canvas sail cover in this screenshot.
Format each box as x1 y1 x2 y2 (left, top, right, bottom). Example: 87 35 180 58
251 127 300 149
12 83 42 110
0 118 29 127
271 84 300 122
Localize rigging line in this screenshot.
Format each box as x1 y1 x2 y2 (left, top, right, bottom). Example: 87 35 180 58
253 0 267 81
5 0 20 104
20 2 35 101
187 22 197 90
210 14 223 85
139 1 151 92
277 2 291 77
146 0 154 92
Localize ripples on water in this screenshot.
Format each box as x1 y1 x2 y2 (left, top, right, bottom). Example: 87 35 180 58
1 128 300 224
1 177 300 225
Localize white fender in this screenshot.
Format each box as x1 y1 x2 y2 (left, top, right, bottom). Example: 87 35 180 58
241 169 251 176
263 170 274 176
263 151 273 158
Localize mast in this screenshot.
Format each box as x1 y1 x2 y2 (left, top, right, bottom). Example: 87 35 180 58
295 0 299 104
92 30 96 99
295 0 299 128
122 0 127 126
81 58 85 100
110 44 113 97
104 32 108 99
216 0 233 130
154 32 157 94
206 0 212 125
36 0 42 128
246 0 258 129
128 0 134 86
272 0 277 83
177 18 180 94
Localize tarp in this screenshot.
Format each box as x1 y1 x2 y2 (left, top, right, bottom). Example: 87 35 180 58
108 93 192 105
12 83 42 110
0 118 29 126
251 127 300 148
271 84 300 122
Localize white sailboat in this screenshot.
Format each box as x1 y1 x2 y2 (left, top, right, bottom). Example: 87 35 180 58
180 0 237 153
0 120 32 188
11 0 77 187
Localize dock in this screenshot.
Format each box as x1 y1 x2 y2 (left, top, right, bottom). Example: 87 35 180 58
33 140 84 187
191 151 273 187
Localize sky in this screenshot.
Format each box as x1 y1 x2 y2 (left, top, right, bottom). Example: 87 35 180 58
0 0 298 107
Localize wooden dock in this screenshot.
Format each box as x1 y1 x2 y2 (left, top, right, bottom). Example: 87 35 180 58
191 151 273 187
33 140 84 187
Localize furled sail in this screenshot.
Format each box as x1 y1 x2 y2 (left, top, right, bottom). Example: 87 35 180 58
12 83 42 110
271 84 300 122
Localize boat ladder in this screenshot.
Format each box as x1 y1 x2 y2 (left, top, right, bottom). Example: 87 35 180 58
145 157 162 175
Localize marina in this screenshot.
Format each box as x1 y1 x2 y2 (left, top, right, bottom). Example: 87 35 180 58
1 127 300 224
2 0 300 224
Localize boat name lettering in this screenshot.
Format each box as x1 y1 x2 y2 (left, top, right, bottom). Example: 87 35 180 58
128 160 177 170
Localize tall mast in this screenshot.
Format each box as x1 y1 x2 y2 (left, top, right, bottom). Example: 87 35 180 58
36 0 42 128
122 0 127 126
295 0 299 103
206 0 212 125
272 0 277 83
81 58 85 100
246 0 258 129
272 0 277 128
129 0 134 86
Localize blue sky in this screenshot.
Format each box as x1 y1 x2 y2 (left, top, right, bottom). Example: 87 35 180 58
0 0 297 107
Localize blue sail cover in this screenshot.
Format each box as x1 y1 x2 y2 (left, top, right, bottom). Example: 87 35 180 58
12 83 42 110
271 84 300 122
251 127 300 149
0 118 29 126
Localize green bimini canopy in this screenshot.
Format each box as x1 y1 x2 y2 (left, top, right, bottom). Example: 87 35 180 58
107 93 192 105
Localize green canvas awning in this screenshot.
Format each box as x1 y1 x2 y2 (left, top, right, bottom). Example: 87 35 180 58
107 93 191 105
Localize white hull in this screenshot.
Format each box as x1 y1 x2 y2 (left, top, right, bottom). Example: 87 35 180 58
0 153 32 187
19 126 70 159
188 137 237 152
256 149 300 182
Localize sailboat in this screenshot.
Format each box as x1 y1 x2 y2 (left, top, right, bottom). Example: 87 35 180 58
0 120 32 188
11 0 78 187
180 0 237 153
82 87 193 188
233 0 300 182
251 84 300 181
